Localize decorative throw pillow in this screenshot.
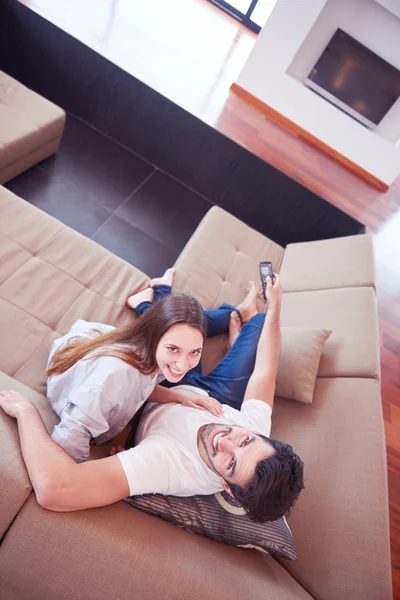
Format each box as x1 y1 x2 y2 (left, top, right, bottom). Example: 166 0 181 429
276 327 331 404
124 491 297 561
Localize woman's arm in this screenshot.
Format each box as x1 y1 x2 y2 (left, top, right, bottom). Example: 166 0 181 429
50 406 93 463
149 385 223 416
50 384 117 463
0 390 129 511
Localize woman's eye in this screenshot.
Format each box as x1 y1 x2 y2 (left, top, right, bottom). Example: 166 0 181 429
228 460 234 471
168 347 177 353
241 437 250 447
191 349 201 356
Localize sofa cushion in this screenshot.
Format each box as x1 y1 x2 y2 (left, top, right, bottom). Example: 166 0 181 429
0 232 32 285
0 494 315 600
0 188 149 394
174 206 284 311
281 287 380 379
0 372 58 540
0 298 55 380
276 328 331 404
271 378 392 600
125 491 297 561
0 256 86 329
279 233 375 292
0 71 65 183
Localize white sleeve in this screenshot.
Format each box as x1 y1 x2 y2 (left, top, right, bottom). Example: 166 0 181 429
51 385 113 462
240 400 272 437
50 359 144 462
117 438 174 496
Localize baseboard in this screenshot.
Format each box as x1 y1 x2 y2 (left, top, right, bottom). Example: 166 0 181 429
230 83 389 193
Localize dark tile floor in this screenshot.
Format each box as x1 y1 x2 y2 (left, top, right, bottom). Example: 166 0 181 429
6 115 213 277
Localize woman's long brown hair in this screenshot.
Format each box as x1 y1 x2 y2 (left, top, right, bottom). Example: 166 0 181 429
46 293 207 378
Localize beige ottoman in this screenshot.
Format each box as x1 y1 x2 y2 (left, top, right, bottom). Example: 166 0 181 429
0 71 66 184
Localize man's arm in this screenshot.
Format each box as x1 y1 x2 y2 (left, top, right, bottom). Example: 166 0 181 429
243 274 282 409
0 390 129 512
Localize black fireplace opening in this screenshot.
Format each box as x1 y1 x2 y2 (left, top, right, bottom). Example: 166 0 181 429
305 28 400 130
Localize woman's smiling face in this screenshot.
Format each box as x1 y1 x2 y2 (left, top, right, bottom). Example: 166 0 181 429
155 323 204 382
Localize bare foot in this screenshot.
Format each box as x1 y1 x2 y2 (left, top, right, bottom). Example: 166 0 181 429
236 281 258 323
228 311 241 350
150 267 175 288
126 287 154 310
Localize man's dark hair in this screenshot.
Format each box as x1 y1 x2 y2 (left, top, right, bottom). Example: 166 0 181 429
228 437 304 523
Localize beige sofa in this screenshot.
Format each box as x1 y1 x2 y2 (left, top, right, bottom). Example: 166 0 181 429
0 185 392 600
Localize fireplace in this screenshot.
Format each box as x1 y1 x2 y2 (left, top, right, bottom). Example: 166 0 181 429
305 28 400 130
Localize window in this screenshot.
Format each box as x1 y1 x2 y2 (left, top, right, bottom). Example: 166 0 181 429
208 0 277 33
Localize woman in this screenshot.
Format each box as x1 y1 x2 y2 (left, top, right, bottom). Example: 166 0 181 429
125 267 261 409
46 269 221 463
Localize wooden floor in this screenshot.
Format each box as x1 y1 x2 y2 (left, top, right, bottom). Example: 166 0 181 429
17 0 400 596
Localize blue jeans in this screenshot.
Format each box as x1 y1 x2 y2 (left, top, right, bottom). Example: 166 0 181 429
136 285 266 411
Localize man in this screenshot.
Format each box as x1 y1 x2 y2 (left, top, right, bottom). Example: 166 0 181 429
0 274 304 523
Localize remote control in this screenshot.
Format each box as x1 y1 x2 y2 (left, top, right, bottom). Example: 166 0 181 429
260 261 274 300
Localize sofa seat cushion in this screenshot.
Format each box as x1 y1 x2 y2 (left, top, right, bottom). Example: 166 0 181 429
174 206 284 310
0 188 149 394
281 287 380 379
280 233 375 292
0 71 66 184
0 372 58 539
271 378 392 600
0 494 315 600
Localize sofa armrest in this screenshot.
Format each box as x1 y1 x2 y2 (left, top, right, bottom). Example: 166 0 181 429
0 371 58 539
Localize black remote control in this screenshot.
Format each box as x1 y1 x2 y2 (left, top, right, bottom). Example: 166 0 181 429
260 261 274 300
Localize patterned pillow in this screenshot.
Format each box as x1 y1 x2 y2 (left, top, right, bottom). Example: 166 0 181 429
124 491 297 561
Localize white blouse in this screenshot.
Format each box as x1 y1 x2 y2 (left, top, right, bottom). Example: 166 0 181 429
46 320 157 462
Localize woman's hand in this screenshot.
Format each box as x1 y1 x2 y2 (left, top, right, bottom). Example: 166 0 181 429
180 394 223 417
109 445 126 456
0 389 33 419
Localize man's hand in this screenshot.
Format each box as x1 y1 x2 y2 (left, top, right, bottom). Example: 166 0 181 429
180 394 223 416
265 273 282 309
0 390 33 419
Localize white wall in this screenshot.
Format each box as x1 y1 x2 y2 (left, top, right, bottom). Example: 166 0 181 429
287 0 400 142
236 0 400 185
375 0 400 19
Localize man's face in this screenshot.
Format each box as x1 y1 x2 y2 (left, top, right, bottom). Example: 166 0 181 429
197 424 275 491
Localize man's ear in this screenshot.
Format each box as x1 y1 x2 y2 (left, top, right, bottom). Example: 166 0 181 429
220 478 234 497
